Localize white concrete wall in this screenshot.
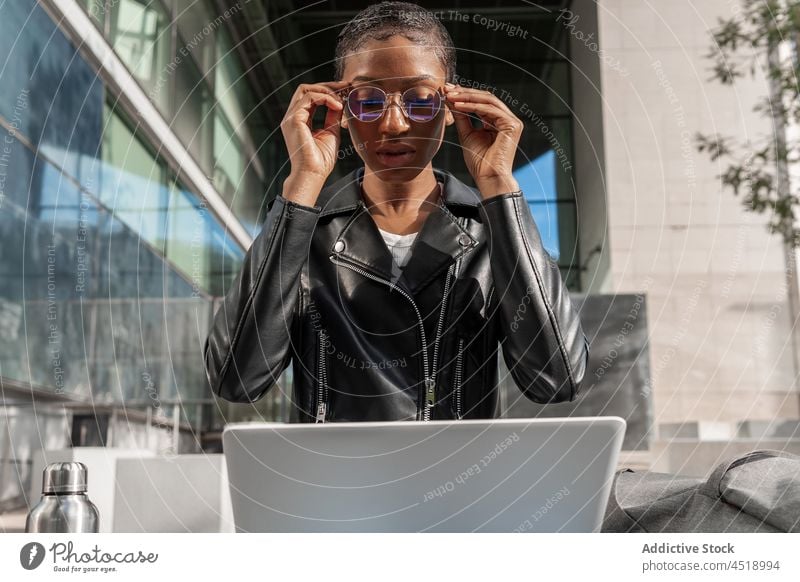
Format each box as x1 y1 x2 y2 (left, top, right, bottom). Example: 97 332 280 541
570 0 613 294
113 455 232 532
593 0 800 430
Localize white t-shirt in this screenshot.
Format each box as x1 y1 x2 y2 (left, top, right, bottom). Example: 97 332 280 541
377 228 418 269
373 181 442 269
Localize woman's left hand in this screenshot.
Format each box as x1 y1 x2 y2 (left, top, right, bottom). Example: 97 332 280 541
445 84 523 199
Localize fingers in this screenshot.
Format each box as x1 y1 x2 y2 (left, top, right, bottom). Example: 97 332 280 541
305 91 343 130
321 100 343 135
450 101 518 131
288 82 348 110
296 81 350 106
447 93 522 134
448 100 475 141
445 85 516 117
445 86 523 133
289 90 344 131
279 82 349 179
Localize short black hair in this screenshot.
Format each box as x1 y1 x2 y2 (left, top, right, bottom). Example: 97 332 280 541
334 1 456 83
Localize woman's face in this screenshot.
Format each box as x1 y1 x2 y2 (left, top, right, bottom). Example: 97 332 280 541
340 34 455 182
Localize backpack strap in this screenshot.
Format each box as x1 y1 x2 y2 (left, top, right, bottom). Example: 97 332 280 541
701 449 796 498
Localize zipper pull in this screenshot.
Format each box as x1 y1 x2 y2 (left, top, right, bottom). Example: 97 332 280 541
315 402 326 423
425 377 436 409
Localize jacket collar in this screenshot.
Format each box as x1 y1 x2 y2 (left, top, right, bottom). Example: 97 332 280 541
318 167 481 295
316 166 483 217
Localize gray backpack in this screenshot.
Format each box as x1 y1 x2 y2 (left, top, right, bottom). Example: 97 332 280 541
602 449 800 532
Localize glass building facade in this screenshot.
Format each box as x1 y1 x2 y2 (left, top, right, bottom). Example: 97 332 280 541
0 0 285 506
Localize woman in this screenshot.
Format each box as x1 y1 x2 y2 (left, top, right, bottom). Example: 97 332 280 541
204 2 589 422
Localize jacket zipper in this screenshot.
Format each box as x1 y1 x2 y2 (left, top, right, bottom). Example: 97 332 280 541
454 338 464 419
330 255 453 421
316 329 328 422
426 264 454 420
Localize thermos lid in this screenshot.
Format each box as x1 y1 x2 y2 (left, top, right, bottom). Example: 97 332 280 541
42 461 88 494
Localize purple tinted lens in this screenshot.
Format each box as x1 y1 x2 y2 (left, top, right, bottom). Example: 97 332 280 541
404 86 440 122
348 87 385 122
347 86 441 122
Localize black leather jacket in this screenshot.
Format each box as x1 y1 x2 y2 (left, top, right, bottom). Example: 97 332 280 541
204 166 590 422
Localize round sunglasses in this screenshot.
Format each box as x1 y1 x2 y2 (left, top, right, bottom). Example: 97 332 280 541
336 85 444 123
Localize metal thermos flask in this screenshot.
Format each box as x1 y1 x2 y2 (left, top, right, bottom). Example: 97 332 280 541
25 462 99 533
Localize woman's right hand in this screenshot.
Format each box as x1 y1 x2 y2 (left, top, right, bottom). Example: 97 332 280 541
280 81 349 205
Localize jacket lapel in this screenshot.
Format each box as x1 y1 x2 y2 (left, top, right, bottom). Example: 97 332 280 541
321 166 481 296
334 203 404 290
399 205 477 294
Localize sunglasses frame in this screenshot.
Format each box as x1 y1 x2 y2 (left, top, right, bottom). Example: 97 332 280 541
336 84 446 123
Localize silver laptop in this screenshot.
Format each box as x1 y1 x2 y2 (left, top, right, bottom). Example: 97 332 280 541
222 416 626 532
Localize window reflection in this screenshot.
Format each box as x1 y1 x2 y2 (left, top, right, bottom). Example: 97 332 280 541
110 0 171 114
166 177 242 298
212 110 243 205
174 0 216 75
215 27 247 139
83 0 106 27
100 104 170 253
173 46 214 174
514 117 575 267
0 0 265 434
214 27 266 235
